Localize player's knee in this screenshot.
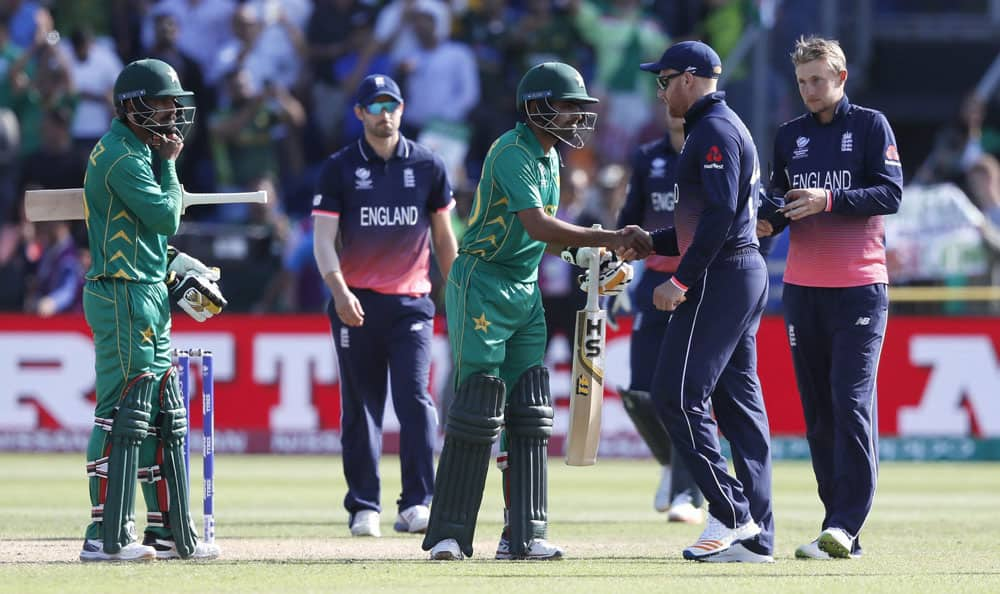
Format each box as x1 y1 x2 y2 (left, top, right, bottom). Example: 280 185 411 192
445 373 505 444
507 366 554 438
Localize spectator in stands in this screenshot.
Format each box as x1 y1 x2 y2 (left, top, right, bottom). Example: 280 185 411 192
3 0 42 49
140 0 235 78
210 2 305 93
373 0 451 68
7 7 76 157
208 67 305 220
18 108 85 195
66 27 122 163
0 17 21 222
395 0 479 138
567 0 669 162
23 219 84 316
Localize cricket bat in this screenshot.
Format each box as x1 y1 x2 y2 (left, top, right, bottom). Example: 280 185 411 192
24 187 268 222
565 230 607 466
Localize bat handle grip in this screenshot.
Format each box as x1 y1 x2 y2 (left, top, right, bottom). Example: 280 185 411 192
586 224 602 310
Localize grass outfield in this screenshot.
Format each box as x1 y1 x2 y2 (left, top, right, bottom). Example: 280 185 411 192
2 454 999 593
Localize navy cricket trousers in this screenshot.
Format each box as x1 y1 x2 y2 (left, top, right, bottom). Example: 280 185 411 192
630 269 702 505
328 289 437 515
652 260 774 555
783 282 887 548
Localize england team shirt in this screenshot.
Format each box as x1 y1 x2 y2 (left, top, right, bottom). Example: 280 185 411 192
311 135 454 296
769 95 903 287
459 122 560 283
671 92 762 289
619 136 681 274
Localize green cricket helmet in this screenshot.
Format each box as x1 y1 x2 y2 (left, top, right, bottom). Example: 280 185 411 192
516 62 599 149
114 58 196 141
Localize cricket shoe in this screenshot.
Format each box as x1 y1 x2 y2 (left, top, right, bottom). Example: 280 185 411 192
495 535 565 560
817 527 854 559
350 509 381 537
795 539 832 560
654 465 672 512
429 538 464 560
142 534 220 560
666 493 704 524
702 542 774 563
394 504 430 534
682 514 761 560
79 539 156 562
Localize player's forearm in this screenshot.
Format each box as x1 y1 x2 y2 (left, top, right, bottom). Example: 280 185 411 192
432 232 457 281
519 209 618 248
831 181 902 216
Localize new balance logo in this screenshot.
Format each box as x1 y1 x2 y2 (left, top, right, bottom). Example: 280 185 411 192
787 324 796 347
855 317 871 326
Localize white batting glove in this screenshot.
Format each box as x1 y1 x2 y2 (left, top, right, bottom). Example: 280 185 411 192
579 256 634 296
560 246 612 268
167 246 221 282
167 272 227 322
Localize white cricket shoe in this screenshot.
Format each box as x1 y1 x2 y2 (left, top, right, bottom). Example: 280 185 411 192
666 493 704 524
350 510 381 537
682 514 761 560
495 535 564 560
817 527 853 559
79 539 156 562
703 542 774 563
654 465 672 512
795 539 832 560
429 538 464 560
394 505 430 534
143 534 221 560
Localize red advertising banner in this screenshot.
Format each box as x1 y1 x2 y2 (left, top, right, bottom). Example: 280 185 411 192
1 314 997 453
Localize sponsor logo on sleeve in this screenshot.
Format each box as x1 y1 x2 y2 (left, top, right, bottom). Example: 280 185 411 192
703 145 724 169
885 144 901 167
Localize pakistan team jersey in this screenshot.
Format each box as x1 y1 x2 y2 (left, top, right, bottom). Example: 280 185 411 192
83 119 182 283
459 122 560 283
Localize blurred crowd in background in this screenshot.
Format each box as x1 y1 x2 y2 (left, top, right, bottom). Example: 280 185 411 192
0 0 998 321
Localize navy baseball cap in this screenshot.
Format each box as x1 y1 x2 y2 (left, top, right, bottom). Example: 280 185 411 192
356 74 403 106
640 41 722 79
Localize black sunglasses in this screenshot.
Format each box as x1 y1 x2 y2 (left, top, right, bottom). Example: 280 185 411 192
655 72 686 91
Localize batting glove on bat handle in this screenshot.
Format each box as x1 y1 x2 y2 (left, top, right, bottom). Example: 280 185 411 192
167 271 228 322
561 246 611 268
167 245 221 282
579 257 634 296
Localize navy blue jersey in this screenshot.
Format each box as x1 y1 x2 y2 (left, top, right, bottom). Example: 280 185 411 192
767 95 902 287
618 136 682 274
312 136 454 295
671 92 762 288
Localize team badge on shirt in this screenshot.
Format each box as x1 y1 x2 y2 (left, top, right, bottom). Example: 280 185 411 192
704 146 724 170
403 167 415 188
841 132 853 152
792 136 810 160
355 167 373 190
650 157 666 178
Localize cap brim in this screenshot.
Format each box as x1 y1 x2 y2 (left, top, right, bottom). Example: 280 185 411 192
360 91 403 105
639 61 665 72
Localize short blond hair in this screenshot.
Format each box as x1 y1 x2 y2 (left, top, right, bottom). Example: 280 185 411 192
790 36 847 74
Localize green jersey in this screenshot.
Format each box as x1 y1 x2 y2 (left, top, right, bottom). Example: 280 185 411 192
459 122 560 282
83 119 183 283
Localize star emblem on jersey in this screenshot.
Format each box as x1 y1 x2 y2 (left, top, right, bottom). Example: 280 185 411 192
140 326 155 345
473 313 491 333
703 145 724 170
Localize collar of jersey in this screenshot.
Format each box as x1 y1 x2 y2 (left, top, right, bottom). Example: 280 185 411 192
514 122 551 160
683 91 727 126
110 119 152 157
809 94 851 125
357 134 410 163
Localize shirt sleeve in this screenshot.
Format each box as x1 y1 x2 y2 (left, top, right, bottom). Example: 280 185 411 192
312 156 342 217
762 127 791 231
107 155 182 236
674 120 742 288
830 112 903 216
617 147 646 228
492 145 542 212
428 154 455 212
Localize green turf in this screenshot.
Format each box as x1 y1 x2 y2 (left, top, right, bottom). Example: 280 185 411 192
2 454 999 593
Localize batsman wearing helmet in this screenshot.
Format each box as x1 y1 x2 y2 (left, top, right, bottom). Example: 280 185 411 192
79 58 225 562
422 62 651 561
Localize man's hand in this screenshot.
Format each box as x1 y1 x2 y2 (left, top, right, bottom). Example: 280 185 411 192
167 272 227 322
653 280 686 312
153 131 184 161
333 287 365 327
167 246 221 282
780 188 828 221
614 225 653 260
756 219 774 238
580 255 634 296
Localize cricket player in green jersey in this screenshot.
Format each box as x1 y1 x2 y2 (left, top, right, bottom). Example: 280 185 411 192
423 62 652 561
79 58 226 562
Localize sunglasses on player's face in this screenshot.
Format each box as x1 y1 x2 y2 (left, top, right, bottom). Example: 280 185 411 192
655 71 686 91
365 100 401 115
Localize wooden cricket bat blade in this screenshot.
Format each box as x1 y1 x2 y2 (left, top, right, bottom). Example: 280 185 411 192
24 188 268 221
